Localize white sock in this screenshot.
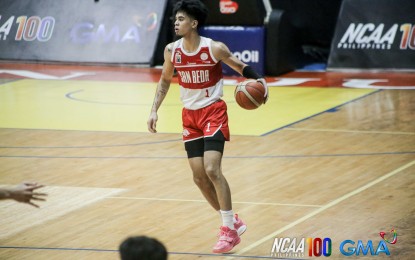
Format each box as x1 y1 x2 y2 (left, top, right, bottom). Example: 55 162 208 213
220 210 235 230
218 211 237 224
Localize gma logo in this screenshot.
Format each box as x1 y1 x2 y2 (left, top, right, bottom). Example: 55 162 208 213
340 240 390 256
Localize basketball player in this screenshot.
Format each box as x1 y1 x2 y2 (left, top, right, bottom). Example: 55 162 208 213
147 0 268 253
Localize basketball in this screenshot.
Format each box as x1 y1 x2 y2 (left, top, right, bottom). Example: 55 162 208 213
234 79 266 110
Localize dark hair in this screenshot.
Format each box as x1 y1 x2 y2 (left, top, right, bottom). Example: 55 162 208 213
119 236 167 260
172 0 208 28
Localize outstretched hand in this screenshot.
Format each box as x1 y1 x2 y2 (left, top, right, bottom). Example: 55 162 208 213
10 182 47 208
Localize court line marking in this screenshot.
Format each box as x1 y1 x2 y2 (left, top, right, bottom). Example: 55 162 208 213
0 186 125 240
262 89 381 136
65 89 189 107
0 70 95 80
107 197 322 208
233 159 415 256
0 138 180 149
0 151 413 159
286 128 415 135
0 246 299 259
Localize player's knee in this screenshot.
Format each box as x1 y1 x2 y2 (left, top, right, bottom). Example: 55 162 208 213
204 164 221 181
193 175 202 186
193 172 209 187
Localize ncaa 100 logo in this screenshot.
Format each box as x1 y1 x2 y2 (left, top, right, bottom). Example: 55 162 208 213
271 237 332 258
271 230 396 258
0 15 55 41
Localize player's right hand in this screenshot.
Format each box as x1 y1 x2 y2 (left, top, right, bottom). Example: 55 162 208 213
147 112 158 133
257 78 269 104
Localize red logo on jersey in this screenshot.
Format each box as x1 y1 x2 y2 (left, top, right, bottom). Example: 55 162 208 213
175 52 182 64
219 0 238 14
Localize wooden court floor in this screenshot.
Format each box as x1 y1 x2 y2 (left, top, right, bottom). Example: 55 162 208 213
0 63 414 260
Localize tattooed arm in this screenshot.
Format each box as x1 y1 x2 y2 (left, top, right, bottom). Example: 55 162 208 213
147 43 175 133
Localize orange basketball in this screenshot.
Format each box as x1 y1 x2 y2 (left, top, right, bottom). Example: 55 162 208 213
234 79 266 110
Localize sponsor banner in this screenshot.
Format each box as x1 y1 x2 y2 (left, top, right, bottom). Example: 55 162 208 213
0 0 166 64
200 26 264 76
328 0 415 70
201 0 266 26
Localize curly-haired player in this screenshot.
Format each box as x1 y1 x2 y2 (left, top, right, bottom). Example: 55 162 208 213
147 0 268 253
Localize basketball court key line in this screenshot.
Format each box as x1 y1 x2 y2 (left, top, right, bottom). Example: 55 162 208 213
286 128 415 135
231 159 415 256
0 151 413 159
0 138 180 149
0 246 301 259
107 197 322 208
0 186 126 240
262 89 381 136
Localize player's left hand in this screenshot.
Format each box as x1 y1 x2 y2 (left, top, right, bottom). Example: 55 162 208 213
257 78 269 104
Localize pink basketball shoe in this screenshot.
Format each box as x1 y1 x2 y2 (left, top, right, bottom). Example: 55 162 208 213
234 214 247 236
212 226 241 253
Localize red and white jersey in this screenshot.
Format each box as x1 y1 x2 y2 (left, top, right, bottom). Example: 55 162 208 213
171 37 223 110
